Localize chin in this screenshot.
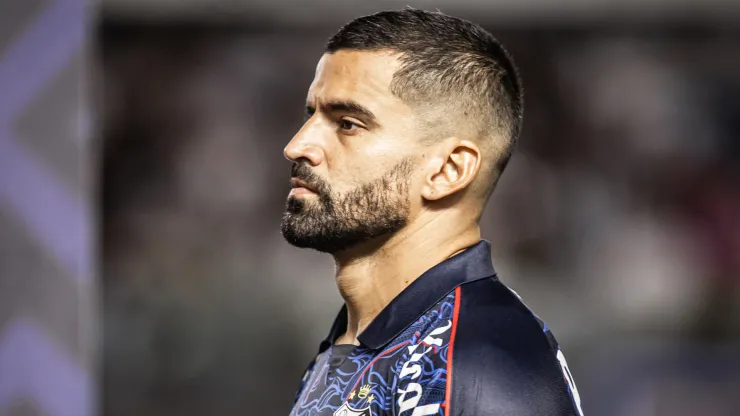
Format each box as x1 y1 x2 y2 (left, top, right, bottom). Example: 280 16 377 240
280 221 355 254
285 196 308 214
281 234 342 254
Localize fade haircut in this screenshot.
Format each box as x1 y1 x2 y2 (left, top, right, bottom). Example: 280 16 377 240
326 8 523 183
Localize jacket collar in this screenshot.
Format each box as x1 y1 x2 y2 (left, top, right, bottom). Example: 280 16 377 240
320 240 496 351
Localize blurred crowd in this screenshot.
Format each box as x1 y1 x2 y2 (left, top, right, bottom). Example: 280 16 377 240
100 21 740 416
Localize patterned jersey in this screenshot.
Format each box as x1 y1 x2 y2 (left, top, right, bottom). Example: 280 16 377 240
290 240 584 416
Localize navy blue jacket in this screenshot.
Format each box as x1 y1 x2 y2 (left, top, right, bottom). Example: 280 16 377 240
290 240 584 416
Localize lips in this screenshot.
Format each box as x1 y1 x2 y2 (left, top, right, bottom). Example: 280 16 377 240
290 177 318 193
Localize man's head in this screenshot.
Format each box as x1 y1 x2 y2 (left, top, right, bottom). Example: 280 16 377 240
281 8 523 254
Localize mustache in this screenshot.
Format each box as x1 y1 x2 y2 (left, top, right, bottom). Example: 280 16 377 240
290 163 328 194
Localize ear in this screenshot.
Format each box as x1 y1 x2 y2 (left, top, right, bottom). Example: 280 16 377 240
421 139 481 201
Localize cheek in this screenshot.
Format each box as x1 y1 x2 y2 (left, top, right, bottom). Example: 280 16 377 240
326 150 383 188
406 176 426 206
331 164 372 192
328 134 421 189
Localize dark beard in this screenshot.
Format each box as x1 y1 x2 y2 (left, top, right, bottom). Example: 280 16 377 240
280 159 413 254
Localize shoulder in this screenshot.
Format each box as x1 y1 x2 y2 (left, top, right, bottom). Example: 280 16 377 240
447 277 582 416
454 276 553 350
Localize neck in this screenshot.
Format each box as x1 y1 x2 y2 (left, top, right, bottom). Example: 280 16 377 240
332 218 481 345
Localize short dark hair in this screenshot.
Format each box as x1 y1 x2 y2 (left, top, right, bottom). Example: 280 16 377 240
326 8 523 175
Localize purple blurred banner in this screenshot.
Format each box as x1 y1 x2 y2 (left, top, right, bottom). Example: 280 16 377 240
0 321 91 416
0 0 93 414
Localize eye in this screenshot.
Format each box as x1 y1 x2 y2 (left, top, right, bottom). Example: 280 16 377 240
304 107 315 122
338 119 360 132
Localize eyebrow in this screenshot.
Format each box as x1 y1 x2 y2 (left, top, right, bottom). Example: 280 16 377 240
305 100 379 126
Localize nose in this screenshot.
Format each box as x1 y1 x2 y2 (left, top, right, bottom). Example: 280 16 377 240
284 122 324 167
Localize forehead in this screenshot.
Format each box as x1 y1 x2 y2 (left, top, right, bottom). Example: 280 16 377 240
308 50 412 116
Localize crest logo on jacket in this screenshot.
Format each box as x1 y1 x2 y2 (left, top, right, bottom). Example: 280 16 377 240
333 402 371 416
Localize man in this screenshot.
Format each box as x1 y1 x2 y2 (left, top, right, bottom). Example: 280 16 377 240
281 8 584 416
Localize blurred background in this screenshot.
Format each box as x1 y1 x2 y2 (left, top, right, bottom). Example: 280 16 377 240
2 0 740 415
